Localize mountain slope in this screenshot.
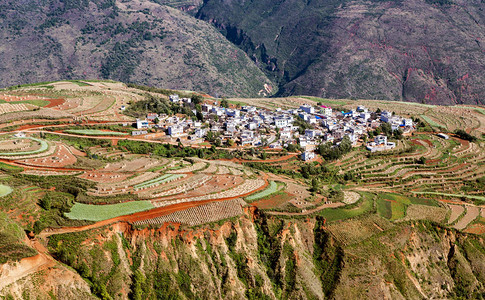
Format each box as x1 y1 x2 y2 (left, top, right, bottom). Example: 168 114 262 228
197 0 485 105
0 0 274 97
4 209 485 299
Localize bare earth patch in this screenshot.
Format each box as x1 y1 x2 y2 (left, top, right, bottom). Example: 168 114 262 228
453 206 480 230
447 205 465 224
343 191 360 204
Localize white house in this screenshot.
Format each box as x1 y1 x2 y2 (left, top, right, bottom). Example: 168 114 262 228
380 111 392 122
194 128 206 138
226 109 240 117
320 106 332 116
132 130 148 136
242 106 257 113
169 94 180 103
301 151 316 161
375 135 387 145
367 136 396 152
360 112 371 121
136 119 150 129
202 104 213 112
300 104 315 114
168 125 184 137
402 118 413 127
275 116 291 128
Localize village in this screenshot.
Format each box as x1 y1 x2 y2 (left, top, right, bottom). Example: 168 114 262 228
132 94 415 160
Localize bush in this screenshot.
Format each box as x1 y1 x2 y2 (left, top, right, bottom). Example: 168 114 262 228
454 129 477 142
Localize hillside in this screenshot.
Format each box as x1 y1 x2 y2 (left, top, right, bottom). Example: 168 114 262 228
0 82 484 299
197 0 485 105
0 0 273 97
3 209 485 299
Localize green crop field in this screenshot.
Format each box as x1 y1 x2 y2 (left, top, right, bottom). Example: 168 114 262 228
246 181 279 201
420 115 445 128
66 201 155 221
134 174 184 189
0 185 13 197
0 137 49 156
318 192 373 222
377 193 440 221
0 162 23 172
376 198 392 219
65 129 129 136
0 99 50 106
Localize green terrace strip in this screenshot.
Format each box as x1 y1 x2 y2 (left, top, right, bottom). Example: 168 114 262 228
318 192 374 222
246 181 278 201
65 201 155 221
0 137 49 156
133 174 184 190
0 162 23 172
0 185 13 197
419 115 446 128
412 191 485 202
65 129 129 136
0 99 50 106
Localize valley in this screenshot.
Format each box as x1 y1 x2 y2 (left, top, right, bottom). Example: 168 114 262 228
0 81 483 299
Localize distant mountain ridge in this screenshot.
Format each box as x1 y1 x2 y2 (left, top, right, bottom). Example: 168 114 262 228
0 0 273 97
1 0 484 104
196 0 485 105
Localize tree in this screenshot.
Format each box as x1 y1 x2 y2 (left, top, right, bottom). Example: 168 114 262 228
380 123 392 137
191 94 203 105
196 111 204 121
39 194 51 210
221 98 229 108
339 135 352 154
454 129 476 142
311 178 320 193
393 128 403 140
227 139 235 146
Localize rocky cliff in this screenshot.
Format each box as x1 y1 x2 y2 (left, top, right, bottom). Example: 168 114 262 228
197 0 485 105
3 208 484 299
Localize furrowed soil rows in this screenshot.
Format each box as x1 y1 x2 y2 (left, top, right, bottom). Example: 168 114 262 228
447 205 465 224
454 206 480 230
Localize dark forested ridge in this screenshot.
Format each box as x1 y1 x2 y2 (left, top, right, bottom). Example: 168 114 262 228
196 0 485 105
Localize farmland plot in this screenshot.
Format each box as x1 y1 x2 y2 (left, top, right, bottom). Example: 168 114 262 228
134 199 245 226
447 205 465 224
152 179 266 208
66 201 154 221
453 206 480 230
246 181 279 201
403 205 447 223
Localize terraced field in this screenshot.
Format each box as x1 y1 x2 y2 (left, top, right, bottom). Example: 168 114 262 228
0 137 49 157
66 201 155 221
246 181 279 201
336 134 485 194
64 129 128 136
